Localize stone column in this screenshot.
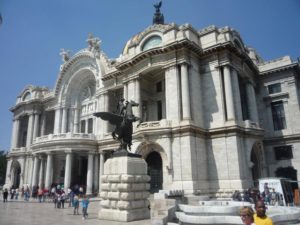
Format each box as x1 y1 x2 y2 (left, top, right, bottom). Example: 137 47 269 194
40 113 46 136
26 113 34 147
223 66 235 121
246 82 259 123
11 118 20 149
45 153 53 189
19 157 26 189
32 113 40 141
127 80 136 102
31 155 40 188
165 66 181 121
93 154 99 193
5 160 12 185
54 108 61 134
232 69 243 122
38 156 45 188
64 151 72 193
181 63 191 120
73 108 79 133
26 156 34 188
103 93 110 133
85 119 89 134
86 152 94 195
61 108 67 133
98 152 104 194
135 78 141 118
123 82 128 100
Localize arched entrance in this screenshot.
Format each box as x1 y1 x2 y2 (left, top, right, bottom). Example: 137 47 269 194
11 161 21 189
251 150 260 183
250 143 264 187
146 151 163 193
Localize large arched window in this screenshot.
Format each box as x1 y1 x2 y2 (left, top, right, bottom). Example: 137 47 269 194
142 35 162 51
22 92 31 101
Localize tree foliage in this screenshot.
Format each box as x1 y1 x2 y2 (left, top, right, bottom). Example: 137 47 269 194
0 150 7 184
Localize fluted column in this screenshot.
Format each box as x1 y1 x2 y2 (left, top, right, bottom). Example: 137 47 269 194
31 155 39 188
103 93 110 133
86 152 94 195
135 78 141 118
223 66 235 121
165 66 181 120
32 113 40 141
5 160 12 185
246 82 259 123
40 113 46 136
85 119 89 134
61 108 67 133
93 154 99 193
19 157 26 189
45 153 53 189
123 82 128 100
26 114 34 147
64 151 72 193
73 108 79 133
232 69 243 122
38 156 45 188
181 63 191 120
11 118 20 148
54 108 61 134
98 152 104 194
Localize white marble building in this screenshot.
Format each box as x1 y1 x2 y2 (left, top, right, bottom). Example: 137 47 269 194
5 22 300 197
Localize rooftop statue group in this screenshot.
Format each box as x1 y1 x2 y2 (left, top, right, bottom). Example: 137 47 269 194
94 99 142 153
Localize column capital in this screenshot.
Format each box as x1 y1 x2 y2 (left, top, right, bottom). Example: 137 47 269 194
88 150 96 155
64 149 73 154
45 151 53 156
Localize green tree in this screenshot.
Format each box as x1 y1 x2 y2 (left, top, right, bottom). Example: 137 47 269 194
0 150 7 185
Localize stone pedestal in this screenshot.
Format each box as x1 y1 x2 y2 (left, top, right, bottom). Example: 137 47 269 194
98 154 150 222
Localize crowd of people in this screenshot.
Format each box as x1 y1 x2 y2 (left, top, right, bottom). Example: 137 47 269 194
2 184 90 220
232 185 283 206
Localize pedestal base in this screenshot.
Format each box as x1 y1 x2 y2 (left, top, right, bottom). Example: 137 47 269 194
99 208 150 221
98 155 150 222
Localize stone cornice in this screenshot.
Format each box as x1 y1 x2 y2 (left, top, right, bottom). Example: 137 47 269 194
101 39 258 82
259 62 298 76
263 133 300 145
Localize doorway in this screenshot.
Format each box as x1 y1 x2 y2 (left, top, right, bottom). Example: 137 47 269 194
146 151 163 193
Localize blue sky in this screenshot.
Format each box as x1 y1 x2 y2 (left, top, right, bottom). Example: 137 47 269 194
0 0 299 151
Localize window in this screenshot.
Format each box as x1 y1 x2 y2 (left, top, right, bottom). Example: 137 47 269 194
156 81 163 92
142 35 162 51
271 101 286 130
22 92 31 101
268 83 281 94
157 100 162 120
274 146 293 160
88 118 93 134
80 120 86 133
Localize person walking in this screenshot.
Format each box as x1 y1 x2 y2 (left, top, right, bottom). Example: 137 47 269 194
3 188 8 202
81 195 90 220
240 206 256 225
254 200 274 225
37 188 43 203
73 195 80 215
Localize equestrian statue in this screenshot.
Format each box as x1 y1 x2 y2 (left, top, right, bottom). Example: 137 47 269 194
93 99 142 153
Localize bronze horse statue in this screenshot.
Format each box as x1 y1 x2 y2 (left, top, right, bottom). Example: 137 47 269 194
94 99 142 152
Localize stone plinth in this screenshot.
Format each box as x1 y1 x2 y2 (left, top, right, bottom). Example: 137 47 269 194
98 155 150 222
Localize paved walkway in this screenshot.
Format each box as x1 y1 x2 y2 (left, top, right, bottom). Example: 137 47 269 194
0 199 151 225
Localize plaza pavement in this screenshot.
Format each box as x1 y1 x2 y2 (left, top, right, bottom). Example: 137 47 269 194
0 198 152 225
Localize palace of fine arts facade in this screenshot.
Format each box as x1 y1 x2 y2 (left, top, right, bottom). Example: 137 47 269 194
4 5 300 199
